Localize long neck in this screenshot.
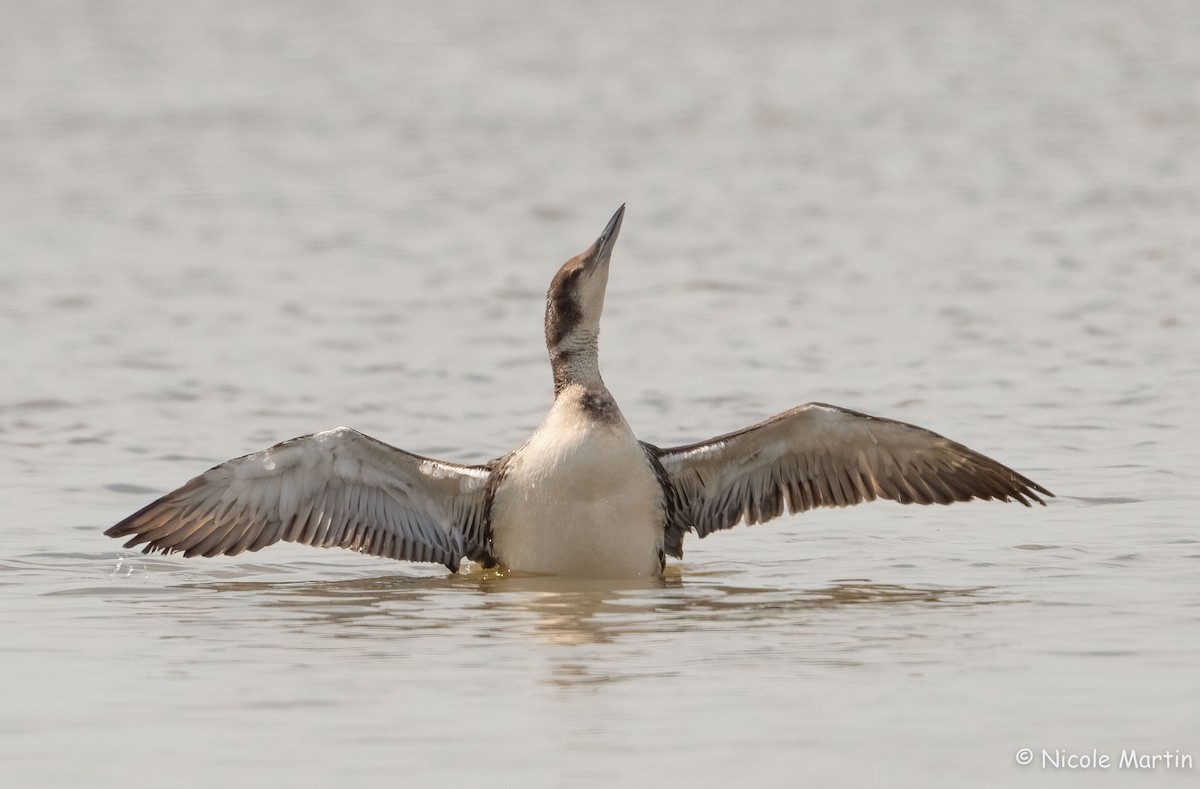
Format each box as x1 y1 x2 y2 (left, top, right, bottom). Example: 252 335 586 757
549 333 604 395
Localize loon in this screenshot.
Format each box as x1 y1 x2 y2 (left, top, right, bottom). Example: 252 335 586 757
106 206 1052 578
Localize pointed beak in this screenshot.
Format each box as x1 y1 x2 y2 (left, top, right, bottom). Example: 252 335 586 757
588 204 625 265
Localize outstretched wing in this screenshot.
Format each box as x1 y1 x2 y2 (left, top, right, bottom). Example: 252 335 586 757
648 402 1052 557
105 427 495 571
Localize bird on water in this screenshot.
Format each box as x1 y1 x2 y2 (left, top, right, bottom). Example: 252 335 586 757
106 206 1052 578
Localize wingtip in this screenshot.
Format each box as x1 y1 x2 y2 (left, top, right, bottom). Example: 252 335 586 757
1015 474 1054 506
104 510 144 540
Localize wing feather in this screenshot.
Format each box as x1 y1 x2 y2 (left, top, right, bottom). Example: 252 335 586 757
650 402 1052 556
106 427 492 571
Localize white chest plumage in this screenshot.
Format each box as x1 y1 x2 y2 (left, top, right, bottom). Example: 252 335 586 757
489 394 666 577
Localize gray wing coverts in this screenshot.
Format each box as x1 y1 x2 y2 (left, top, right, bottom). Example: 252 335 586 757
649 402 1052 558
105 427 493 571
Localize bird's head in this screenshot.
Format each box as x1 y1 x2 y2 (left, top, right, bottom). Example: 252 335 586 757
544 205 624 369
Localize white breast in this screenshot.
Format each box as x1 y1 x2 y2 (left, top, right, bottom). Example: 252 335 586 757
489 397 665 577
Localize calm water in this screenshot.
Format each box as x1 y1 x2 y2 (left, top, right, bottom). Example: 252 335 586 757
3 2 1199 786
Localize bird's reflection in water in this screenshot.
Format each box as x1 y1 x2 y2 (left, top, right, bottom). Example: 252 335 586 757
176 563 995 652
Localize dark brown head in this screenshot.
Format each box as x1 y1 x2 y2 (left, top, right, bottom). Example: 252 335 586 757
544 204 624 355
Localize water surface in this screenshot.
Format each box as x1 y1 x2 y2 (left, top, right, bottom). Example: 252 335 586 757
2 2 1198 786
